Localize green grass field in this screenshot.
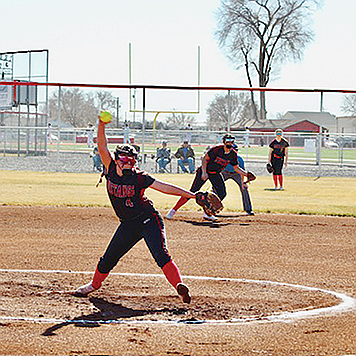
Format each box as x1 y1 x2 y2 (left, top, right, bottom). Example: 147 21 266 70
1 170 355 217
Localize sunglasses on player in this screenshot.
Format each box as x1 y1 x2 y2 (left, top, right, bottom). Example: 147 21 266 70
117 155 136 166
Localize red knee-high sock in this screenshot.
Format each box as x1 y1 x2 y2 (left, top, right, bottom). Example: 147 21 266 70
92 266 109 289
273 174 278 187
172 196 189 212
162 260 183 290
278 175 283 187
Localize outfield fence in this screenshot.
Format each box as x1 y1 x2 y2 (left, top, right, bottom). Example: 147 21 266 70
1 81 356 172
0 126 355 171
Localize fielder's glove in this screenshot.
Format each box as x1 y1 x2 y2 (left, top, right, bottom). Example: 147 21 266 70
195 191 224 217
245 171 257 183
266 163 274 174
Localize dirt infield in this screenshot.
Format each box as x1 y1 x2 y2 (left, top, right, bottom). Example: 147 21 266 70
0 206 355 355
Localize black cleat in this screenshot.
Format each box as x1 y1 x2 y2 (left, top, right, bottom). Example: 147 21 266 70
177 283 191 304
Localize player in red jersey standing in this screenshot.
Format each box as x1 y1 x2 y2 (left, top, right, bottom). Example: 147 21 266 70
73 118 198 303
166 134 249 221
268 129 289 190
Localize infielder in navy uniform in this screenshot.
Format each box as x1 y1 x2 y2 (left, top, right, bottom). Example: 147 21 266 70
268 129 289 190
216 144 254 215
166 134 248 221
73 118 196 303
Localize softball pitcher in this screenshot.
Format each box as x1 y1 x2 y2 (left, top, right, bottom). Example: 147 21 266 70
73 118 196 304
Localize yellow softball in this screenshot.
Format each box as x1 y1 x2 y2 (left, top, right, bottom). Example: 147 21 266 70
98 111 112 123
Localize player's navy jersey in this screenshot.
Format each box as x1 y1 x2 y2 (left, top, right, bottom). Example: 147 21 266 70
269 138 289 158
105 159 156 221
206 145 238 173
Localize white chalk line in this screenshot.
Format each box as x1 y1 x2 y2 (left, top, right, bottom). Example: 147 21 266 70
0 268 355 326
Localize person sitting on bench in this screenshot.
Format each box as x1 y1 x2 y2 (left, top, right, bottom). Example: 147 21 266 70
92 146 102 172
156 140 171 173
175 141 195 173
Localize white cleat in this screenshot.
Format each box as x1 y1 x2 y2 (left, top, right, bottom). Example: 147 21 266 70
203 212 218 221
73 282 97 297
166 208 176 220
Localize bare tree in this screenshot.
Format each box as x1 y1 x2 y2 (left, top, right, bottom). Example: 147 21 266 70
49 88 98 127
341 94 356 116
206 92 257 130
95 91 116 111
165 113 196 129
216 0 320 121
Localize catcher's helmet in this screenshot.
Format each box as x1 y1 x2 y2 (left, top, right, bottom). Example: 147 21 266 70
114 144 138 160
222 134 235 142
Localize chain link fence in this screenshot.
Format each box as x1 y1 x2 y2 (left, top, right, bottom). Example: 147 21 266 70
1 82 356 175
1 126 355 172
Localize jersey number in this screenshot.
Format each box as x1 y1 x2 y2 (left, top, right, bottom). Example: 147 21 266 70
125 199 134 208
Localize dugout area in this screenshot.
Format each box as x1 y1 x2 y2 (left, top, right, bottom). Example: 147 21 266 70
0 205 355 355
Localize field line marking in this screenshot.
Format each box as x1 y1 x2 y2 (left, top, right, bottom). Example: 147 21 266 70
0 268 355 325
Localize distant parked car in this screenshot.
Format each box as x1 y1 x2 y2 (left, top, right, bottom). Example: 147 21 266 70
336 136 356 148
324 140 338 148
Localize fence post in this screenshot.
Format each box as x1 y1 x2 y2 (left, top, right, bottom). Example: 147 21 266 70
339 136 344 165
316 91 324 175
316 127 322 170
227 90 231 133
2 127 5 156
57 86 61 156
17 103 21 157
142 87 146 167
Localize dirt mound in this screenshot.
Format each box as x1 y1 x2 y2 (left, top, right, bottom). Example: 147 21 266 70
0 206 355 355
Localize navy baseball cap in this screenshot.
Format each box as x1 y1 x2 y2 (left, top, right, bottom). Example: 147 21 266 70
223 134 235 142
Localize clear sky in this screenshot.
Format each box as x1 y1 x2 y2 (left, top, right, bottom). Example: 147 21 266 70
1 0 356 123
